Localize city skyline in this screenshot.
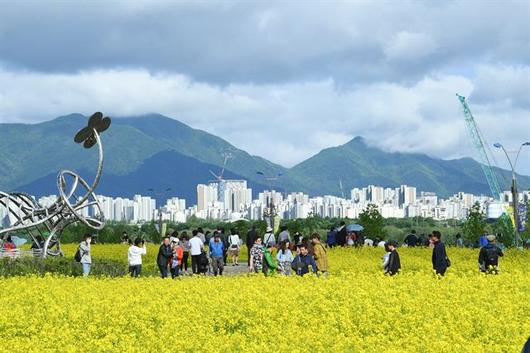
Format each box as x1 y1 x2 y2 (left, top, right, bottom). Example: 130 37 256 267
3 181 527 227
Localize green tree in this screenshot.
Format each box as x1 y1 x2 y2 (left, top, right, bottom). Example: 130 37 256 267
462 202 487 244
492 214 515 246
358 204 386 239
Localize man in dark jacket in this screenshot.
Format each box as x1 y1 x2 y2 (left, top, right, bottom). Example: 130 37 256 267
246 225 257 266
291 244 317 276
385 240 401 276
431 231 449 276
336 221 347 247
478 234 504 274
157 236 172 278
403 230 418 247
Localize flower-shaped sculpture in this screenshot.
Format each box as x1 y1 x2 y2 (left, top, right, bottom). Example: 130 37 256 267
0 112 112 257
74 112 111 148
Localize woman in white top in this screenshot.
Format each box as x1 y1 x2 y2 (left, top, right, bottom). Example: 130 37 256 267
276 241 294 276
228 229 241 266
128 238 147 277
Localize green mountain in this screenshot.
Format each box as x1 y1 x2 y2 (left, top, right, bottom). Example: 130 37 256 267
288 137 530 198
0 115 527 200
0 113 286 192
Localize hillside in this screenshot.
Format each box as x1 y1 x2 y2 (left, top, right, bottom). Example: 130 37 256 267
289 137 530 197
1 115 528 200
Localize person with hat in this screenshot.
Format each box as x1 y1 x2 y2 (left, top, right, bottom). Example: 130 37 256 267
384 240 401 276
263 226 276 248
478 234 504 274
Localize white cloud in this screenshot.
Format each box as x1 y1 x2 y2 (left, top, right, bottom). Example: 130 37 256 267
383 31 437 62
0 66 528 175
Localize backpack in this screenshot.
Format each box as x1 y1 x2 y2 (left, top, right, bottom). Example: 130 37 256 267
485 246 499 266
74 247 82 262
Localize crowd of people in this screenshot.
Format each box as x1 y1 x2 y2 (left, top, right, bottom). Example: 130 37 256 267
73 225 505 278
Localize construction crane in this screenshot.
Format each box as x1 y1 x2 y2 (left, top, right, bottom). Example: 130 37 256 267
456 94 501 200
208 152 233 182
339 178 345 199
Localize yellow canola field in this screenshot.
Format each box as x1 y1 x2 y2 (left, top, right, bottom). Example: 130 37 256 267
1 247 529 353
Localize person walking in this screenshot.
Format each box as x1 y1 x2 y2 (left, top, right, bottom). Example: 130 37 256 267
220 228 229 265
128 238 146 278
431 231 450 276
209 233 225 276
326 227 337 248
171 242 184 278
263 227 276 248
276 241 294 276
478 234 504 274
246 225 257 266
157 236 172 278
336 221 347 247
311 233 329 277
189 230 204 275
79 234 92 277
249 236 264 274
384 240 401 276
228 229 241 266
180 232 191 272
291 244 317 276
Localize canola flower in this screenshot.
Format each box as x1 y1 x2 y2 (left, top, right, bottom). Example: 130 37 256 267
0 247 529 352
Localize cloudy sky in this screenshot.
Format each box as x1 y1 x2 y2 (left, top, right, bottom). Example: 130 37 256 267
1 1 529 174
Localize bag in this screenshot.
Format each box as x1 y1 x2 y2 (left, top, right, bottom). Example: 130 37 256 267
445 256 451 268
228 235 238 249
74 248 82 262
485 247 498 266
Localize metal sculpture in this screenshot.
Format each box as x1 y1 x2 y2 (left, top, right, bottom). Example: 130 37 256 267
0 112 111 257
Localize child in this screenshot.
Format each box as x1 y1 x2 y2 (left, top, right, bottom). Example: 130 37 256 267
171 243 183 278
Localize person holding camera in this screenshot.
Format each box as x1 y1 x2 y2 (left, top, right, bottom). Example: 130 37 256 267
128 237 146 278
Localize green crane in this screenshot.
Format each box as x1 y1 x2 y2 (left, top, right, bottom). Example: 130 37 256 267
456 94 501 200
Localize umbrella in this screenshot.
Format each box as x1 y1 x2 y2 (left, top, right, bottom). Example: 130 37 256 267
11 235 28 247
346 224 364 232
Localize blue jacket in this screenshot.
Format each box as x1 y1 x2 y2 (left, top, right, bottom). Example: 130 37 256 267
209 239 224 257
326 230 337 245
291 254 317 276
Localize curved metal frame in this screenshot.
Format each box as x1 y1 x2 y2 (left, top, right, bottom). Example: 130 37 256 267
0 117 109 257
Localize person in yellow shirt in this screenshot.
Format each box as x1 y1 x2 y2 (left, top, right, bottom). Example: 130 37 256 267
311 233 328 277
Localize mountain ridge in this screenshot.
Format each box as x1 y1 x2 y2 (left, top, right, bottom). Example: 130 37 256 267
0 113 528 200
